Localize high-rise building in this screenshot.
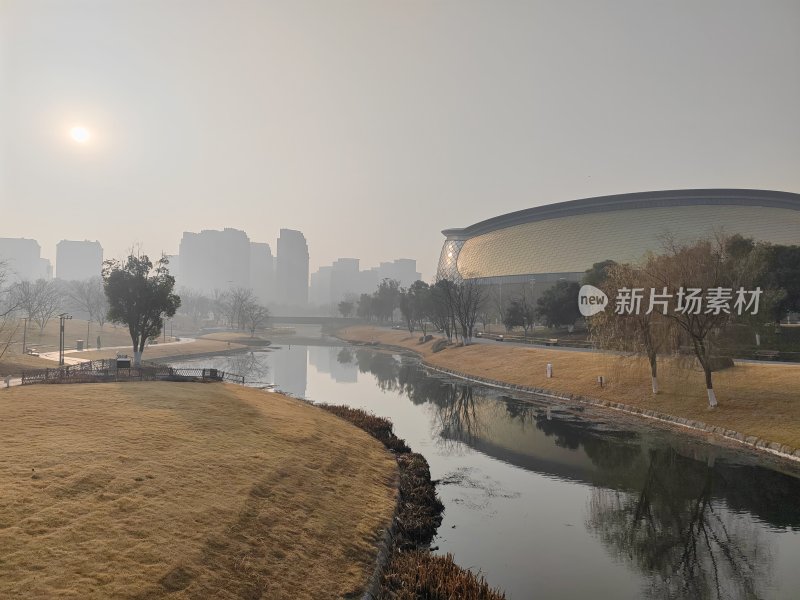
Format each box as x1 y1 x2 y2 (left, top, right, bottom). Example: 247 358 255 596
56 240 103 281
177 228 251 293
330 258 360 305
276 229 309 308
369 258 421 288
309 265 332 306
250 242 274 304
310 257 421 311
0 237 51 281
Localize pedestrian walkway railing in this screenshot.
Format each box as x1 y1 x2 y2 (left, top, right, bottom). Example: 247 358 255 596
20 359 245 386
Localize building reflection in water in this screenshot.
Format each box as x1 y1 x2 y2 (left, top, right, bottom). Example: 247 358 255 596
271 344 307 398
308 346 357 383
341 347 800 600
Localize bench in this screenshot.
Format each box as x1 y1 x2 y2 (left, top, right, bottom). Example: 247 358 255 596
754 350 780 360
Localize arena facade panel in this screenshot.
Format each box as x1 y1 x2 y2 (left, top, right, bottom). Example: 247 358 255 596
437 189 800 284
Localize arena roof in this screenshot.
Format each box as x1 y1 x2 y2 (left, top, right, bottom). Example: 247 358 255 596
442 189 800 239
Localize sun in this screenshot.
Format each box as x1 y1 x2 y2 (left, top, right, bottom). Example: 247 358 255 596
69 126 91 144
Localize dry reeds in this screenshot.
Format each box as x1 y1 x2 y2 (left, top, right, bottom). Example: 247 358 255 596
381 551 506 600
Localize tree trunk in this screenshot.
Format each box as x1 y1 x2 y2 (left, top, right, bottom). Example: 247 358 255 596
648 350 659 395
704 367 717 408
133 350 143 367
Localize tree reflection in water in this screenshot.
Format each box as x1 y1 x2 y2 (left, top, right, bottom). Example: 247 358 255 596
586 448 771 600
340 347 797 599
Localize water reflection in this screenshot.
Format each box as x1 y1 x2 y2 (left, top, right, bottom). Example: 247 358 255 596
271 345 307 397
586 450 770 600
308 346 357 383
172 345 800 598
338 347 800 599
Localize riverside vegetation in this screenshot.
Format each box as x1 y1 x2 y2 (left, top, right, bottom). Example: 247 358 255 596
320 405 506 600
340 326 800 453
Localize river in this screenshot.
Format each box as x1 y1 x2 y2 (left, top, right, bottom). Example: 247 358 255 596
168 341 800 600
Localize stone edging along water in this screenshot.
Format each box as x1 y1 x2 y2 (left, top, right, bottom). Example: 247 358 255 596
422 362 800 464
345 338 800 465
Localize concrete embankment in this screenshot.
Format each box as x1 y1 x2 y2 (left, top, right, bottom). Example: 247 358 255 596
339 326 800 465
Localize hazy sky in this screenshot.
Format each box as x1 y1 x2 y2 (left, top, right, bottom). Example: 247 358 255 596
2 0 799 280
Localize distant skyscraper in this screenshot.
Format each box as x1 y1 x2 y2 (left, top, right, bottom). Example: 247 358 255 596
0 237 51 281
309 265 332 306
250 242 274 304
178 228 251 293
370 259 421 288
330 258 360 305
310 257 421 311
310 258 360 308
56 240 103 281
276 229 309 308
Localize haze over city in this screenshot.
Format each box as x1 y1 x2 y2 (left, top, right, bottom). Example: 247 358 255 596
3 0 799 280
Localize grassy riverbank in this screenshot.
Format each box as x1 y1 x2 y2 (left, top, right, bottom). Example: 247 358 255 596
321 405 506 600
0 319 252 376
339 326 800 451
0 382 396 599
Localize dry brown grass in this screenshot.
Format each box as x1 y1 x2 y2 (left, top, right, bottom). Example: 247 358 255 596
75 339 247 362
9 318 135 353
0 382 397 599
1 319 137 376
0 350 55 376
1 338 245 376
341 326 800 449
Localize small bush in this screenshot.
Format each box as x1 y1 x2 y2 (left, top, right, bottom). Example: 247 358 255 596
320 405 410 453
709 356 735 371
382 551 506 600
431 339 448 353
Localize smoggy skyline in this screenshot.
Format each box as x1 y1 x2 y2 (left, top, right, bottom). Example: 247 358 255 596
2 0 799 281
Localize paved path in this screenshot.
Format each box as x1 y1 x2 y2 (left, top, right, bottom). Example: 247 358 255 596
37 337 196 364
1 338 198 391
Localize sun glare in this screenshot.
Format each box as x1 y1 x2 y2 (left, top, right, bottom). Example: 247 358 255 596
69 126 91 144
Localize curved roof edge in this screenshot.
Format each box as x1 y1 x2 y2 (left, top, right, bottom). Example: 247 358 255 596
441 189 800 238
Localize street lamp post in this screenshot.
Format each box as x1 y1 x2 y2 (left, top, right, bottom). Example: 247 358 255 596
58 313 72 366
22 317 28 355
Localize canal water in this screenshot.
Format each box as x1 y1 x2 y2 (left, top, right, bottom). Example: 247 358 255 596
170 343 800 600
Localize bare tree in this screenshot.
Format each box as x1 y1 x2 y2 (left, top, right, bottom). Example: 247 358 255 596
228 287 256 330
242 301 270 337
66 277 108 330
14 279 64 333
590 263 676 395
453 279 486 344
210 288 229 325
0 262 20 364
431 278 457 341
178 287 212 327
641 235 766 407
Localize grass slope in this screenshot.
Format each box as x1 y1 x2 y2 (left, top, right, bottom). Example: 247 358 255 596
341 326 800 450
0 382 396 599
